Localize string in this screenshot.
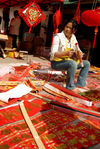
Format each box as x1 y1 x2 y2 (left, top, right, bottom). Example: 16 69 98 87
92 0 97 10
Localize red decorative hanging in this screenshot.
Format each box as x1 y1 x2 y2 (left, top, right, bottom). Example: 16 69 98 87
73 0 80 24
53 6 61 34
92 26 98 49
81 9 100 26
19 2 46 33
51 6 61 47
81 7 100 48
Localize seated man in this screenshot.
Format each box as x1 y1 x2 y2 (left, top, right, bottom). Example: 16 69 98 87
50 19 90 93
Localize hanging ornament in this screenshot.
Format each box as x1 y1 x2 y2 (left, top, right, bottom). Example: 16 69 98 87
73 0 80 24
93 26 98 49
19 2 46 33
81 7 100 48
81 0 100 49
53 6 61 34
51 5 61 47
81 9 100 26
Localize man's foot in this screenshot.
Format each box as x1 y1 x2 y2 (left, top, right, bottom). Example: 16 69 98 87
72 88 81 94
77 86 90 91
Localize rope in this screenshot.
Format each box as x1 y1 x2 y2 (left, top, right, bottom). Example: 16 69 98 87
92 0 97 10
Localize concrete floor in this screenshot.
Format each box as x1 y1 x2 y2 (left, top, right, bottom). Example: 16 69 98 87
0 54 50 65
0 54 50 76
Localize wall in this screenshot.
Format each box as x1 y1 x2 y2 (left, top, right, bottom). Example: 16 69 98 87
0 7 21 30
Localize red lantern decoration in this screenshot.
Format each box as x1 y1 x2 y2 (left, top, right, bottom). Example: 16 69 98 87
81 8 100 48
19 2 46 33
81 9 100 26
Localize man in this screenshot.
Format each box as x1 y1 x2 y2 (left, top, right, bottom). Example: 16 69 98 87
9 10 21 48
50 19 90 93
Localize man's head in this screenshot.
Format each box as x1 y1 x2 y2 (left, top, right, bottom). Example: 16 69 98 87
63 19 78 38
14 10 19 17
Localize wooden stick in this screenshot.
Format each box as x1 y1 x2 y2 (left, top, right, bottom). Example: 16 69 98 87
30 92 51 103
19 102 45 149
43 83 73 100
0 45 6 58
75 43 83 67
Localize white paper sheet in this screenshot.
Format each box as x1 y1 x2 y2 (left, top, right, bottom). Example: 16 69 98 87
0 83 32 103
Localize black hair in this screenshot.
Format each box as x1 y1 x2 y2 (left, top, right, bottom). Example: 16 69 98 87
70 19 78 30
14 10 19 16
59 19 78 32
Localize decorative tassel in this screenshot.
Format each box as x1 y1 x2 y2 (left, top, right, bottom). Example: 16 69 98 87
93 26 98 48
75 43 83 67
28 27 32 34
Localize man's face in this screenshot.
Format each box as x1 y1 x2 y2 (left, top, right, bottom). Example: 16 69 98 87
64 22 73 38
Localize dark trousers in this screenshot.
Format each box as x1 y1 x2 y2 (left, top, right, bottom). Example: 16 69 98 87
10 34 17 48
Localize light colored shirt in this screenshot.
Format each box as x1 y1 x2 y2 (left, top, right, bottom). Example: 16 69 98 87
9 16 21 35
50 31 81 61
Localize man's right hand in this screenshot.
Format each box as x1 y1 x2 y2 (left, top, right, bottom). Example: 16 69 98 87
66 49 74 57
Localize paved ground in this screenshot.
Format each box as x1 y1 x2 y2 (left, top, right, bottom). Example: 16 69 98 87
0 54 50 65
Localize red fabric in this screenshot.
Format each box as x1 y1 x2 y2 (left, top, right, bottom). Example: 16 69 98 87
53 6 61 34
41 90 100 117
49 83 90 101
73 0 80 24
0 107 100 148
51 6 61 47
0 99 49 126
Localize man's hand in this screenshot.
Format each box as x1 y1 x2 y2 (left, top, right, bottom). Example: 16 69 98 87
77 50 84 59
54 49 75 58
66 49 74 57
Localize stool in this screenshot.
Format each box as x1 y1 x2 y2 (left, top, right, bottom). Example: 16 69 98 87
49 69 67 87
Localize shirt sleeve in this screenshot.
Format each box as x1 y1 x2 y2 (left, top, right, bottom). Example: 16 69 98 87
50 34 60 60
72 34 82 52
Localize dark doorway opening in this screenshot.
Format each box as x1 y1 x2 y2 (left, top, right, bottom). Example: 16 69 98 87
45 14 53 47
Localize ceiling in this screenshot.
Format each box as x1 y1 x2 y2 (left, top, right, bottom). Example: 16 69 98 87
0 0 100 8
0 0 64 8
0 0 30 8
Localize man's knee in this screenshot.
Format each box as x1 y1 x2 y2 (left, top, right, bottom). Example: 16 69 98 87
68 60 77 69
83 60 90 68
